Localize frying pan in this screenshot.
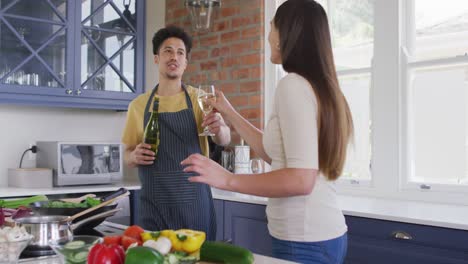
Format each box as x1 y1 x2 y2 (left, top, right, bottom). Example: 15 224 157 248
15 208 121 249
29 188 127 231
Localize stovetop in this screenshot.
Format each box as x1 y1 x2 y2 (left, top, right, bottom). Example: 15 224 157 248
20 221 126 259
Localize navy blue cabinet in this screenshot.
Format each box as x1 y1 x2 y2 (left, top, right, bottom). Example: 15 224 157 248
223 200 273 257
130 190 140 226
345 216 468 264
133 195 468 263
0 0 145 110
213 199 224 241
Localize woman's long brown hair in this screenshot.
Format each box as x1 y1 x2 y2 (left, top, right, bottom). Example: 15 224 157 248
274 0 354 180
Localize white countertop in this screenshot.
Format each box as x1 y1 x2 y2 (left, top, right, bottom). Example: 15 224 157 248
211 188 468 232
18 253 295 264
339 195 468 231
0 180 141 197
2 183 468 232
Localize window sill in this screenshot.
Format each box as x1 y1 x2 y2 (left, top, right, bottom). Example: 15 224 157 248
338 194 468 231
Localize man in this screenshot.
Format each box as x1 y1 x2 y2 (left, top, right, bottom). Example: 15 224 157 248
122 26 230 240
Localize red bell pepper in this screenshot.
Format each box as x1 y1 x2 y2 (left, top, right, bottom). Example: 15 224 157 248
87 243 125 264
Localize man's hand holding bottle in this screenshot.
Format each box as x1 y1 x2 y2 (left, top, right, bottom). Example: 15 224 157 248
129 143 156 166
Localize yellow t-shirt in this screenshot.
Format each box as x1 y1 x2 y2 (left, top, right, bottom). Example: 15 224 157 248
122 85 209 156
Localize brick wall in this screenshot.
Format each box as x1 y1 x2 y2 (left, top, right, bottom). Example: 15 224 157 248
164 0 265 145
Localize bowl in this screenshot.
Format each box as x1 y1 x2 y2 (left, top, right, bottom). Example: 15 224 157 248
49 235 102 264
0 237 32 264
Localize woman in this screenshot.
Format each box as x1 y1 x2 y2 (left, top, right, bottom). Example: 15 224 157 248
182 0 353 263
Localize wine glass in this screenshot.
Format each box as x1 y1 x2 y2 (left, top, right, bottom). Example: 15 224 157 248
221 150 234 172
250 158 263 174
197 84 216 136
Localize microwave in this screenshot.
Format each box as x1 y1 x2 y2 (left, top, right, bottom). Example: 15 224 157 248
36 141 123 186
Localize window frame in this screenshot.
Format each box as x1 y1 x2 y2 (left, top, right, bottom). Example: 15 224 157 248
401 0 468 193
264 0 468 205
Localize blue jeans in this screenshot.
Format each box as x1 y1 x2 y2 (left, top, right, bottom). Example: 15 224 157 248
271 233 348 264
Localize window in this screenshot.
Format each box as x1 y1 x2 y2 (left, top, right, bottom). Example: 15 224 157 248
266 0 468 203
312 0 375 184
267 0 374 185
402 0 468 190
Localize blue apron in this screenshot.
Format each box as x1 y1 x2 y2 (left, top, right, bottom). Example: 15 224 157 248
138 84 216 240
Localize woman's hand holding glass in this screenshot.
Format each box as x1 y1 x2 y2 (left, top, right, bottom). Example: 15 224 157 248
202 111 226 136
207 90 236 119
197 85 216 136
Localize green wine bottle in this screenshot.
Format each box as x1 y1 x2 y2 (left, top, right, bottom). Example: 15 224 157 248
143 97 160 156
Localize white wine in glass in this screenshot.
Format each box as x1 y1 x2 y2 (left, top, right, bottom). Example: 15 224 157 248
197 84 216 136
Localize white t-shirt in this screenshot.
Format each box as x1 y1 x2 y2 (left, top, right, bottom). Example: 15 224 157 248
263 73 347 242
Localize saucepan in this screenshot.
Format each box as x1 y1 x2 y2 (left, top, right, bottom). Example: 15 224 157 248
14 208 121 248
13 191 129 248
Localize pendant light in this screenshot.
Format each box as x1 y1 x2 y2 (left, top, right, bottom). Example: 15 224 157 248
112 0 136 32
185 0 221 33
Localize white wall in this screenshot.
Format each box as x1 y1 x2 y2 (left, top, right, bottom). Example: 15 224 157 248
0 106 130 186
0 0 165 187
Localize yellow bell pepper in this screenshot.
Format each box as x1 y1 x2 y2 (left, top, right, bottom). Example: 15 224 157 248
160 229 206 253
141 231 161 242
160 230 182 251
175 229 206 253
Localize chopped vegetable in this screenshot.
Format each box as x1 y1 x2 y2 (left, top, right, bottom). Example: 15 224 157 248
0 227 32 263
57 239 97 264
143 236 171 255
0 226 32 242
47 201 86 208
64 241 86 250
85 197 101 207
0 195 48 209
11 206 31 218
0 208 4 226
44 197 101 208
164 252 197 264
72 251 89 263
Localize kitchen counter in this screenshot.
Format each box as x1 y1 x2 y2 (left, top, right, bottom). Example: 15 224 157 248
19 254 296 264
0 180 141 197
2 183 468 232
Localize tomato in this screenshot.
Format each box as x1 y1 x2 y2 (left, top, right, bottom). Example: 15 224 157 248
123 225 145 240
121 235 141 250
103 235 122 246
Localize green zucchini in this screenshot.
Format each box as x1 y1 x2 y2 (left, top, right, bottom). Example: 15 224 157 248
0 195 48 208
200 241 254 264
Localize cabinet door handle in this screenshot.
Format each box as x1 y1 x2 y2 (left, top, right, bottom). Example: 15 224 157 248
391 231 413 240
222 238 233 244
75 89 82 95
65 89 73 95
